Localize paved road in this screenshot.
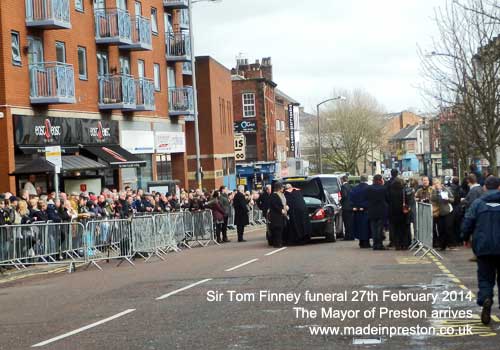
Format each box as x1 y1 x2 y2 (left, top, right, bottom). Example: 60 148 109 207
0 227 499 349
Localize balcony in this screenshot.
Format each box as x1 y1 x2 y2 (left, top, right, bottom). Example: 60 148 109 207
29 62 75 104
168 87 194 116
182 62 192 75
98 74 136 110
94 8 132 45
120 15 152 51
135 78 155 111
179 9 189 30
163 0 189 9
25 0 71 29
166 31 191 62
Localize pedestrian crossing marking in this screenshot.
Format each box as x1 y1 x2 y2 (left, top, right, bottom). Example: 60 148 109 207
396 257 432 264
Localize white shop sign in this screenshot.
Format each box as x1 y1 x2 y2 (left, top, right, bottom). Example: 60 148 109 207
120 130 155 154
155 132 186 154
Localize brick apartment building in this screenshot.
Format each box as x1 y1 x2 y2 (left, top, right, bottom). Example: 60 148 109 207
0 0 196 194
185 56 235 190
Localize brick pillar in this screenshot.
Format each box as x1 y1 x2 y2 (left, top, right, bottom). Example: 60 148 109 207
0 109 16 193
172 153 188 190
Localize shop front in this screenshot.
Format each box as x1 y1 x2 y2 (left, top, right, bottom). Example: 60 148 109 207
13 115 145 194
236 161 277 191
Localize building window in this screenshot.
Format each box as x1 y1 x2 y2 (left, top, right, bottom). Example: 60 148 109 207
56 42 66 63
153 63 161 91
242 93 255 118
11 32 21 66
167 67 176 88
156 154 172 180
77 47 87 80
276 119 280 131
75 0 84 12
281 120 286 131
151 7 159 34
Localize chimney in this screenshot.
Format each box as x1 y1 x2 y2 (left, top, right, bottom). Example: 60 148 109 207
261 57 273 81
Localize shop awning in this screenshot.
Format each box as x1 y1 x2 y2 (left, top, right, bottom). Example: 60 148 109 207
11 155 106 175
82 145 146 168
62 155 107 172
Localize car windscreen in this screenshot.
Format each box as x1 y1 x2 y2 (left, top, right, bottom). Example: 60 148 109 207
284 180 321 199
320 177 340 194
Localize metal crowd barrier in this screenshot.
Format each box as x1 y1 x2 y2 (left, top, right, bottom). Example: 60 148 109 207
84 218 134 269
131 216 164 262
0 221 85 270
191 210 216 247
412 202 442 260
227 208 236 230
154 214 180 253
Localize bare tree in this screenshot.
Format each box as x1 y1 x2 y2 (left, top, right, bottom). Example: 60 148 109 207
309 89 385 175
419 0 500 174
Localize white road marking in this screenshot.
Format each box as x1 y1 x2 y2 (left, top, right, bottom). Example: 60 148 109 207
225 258 259 272
156 278 212 300
265 247 287 256
32 309 136 347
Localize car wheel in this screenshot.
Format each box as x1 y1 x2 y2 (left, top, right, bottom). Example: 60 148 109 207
325 226 336 242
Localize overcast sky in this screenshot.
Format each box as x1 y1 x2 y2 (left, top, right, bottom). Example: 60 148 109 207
192 0 442 113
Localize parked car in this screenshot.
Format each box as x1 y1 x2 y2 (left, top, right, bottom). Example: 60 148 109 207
267 176 338 244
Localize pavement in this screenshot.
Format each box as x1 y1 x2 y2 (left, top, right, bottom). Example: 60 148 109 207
0 226 499 350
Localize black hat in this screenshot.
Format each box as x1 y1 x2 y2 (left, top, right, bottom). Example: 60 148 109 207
9 196 19 202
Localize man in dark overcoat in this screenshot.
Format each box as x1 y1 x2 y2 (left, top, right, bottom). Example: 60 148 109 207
233 185 249 242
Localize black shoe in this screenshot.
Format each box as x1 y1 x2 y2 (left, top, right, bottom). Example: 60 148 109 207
238 239 247 242
481 298 493 325
373 246 386 251
222 239 231 243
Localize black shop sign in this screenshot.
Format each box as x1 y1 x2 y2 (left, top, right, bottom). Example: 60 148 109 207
288 104 296 153
234 120 257 134
14 115 119 146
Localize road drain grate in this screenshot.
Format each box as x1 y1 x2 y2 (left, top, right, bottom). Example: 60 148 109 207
352 338 383 345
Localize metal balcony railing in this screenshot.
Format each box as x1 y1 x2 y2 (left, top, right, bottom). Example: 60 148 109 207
25 0 71 29
179 9 190 29
29 62 75 104
168 87 194 116
94 8 132 45
166 31 191 61
163 0 189 9
98 74 136 110
182 62 193 75
121 15 152 50
135 78 155 111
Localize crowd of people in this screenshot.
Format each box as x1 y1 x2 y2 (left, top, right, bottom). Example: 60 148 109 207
0 175 270 245
336 168 495 252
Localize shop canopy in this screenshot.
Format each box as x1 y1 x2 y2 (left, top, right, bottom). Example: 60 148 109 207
82 145 146 168
11 155 107 175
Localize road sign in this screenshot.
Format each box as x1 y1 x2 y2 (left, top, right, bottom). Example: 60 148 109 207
45 146 62 173
234 134 245 151
235 150 246 161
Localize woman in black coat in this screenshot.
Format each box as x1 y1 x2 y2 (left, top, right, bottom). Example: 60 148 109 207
233 185 249 242
268 182 287 248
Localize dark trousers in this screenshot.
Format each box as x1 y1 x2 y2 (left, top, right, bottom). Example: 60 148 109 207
270 225 284 248
342 210 354 240
437 214 452 249
476 255 500 307
215 223 223 242
222 216 228 241
370 218 384 249
390 217 410 249
237 225 245 241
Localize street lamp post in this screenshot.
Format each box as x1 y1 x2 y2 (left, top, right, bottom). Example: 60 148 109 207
188 0 220 189
316 96 346 174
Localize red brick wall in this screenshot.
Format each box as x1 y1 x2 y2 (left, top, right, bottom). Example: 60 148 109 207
232 78 277 162
186 56 234 189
